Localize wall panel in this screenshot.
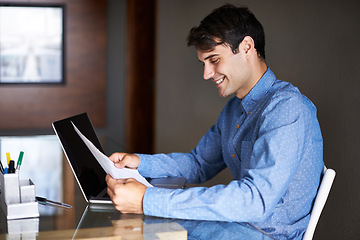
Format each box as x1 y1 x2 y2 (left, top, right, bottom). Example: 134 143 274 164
0 0 107 130
125 0 156 153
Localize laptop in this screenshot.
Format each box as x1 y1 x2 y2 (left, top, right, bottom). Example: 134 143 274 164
52 113 186 204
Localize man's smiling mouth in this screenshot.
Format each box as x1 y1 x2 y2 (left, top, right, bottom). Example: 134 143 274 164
215 77 225 85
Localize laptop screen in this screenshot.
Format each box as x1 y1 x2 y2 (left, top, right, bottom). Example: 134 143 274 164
52 113 107 200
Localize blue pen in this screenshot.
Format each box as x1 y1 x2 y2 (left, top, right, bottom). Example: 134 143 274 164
4 167 8 174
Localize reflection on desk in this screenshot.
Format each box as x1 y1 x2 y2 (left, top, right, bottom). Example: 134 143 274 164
35 205 275 240
0 204 276 239
0 135 276 239
171 219 276 240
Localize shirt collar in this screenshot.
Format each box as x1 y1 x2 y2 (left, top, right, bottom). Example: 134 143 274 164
240 68 276 116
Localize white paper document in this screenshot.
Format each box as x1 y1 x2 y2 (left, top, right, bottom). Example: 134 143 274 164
71 122 153 187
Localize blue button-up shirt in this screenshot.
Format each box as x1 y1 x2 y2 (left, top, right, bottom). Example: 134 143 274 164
137 68 324 239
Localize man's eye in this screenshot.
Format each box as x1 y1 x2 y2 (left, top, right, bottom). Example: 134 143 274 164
210 59 219 64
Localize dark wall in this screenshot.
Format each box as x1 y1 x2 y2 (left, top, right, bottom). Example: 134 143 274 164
156 0 360 239
105 0 126 149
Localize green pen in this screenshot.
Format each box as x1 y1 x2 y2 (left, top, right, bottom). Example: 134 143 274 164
16 151 24 172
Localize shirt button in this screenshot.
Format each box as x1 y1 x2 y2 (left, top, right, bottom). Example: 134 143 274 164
248 111 251 114
236 124 240 128
232 154 236 158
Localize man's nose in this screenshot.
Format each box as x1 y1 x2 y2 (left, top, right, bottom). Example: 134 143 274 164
203 64 215 80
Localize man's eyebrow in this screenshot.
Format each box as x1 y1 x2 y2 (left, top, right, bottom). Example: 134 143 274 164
198 54 219 63
204 54 218 61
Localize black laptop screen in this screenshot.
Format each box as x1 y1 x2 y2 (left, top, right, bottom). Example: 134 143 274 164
52 113 107 199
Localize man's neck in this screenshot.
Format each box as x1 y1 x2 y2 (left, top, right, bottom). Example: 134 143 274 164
236 60 268 99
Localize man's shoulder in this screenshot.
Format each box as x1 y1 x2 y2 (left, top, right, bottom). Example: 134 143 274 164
264 80 317 117
271 78 299 94
275 80 313 102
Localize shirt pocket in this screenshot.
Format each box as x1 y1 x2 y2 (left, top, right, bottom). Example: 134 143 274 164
240 141 254 170
240 141 253 169
240 141 253 162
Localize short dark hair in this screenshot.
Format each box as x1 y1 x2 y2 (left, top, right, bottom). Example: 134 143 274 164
187 4 265 59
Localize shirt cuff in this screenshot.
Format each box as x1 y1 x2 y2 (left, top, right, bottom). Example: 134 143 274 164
143 187 174 218
136 153 150 176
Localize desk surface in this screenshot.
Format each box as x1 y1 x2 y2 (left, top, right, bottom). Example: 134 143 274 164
0 135 275 239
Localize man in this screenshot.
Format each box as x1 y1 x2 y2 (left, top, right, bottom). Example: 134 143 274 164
106 4 324 239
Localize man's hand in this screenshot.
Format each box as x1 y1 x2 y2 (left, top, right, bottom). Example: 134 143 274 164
109 153 141 169
106 175 147 214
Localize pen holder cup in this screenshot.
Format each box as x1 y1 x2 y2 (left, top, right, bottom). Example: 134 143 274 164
0 172 39 219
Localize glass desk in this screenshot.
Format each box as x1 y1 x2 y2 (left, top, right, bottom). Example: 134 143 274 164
0 135 276 239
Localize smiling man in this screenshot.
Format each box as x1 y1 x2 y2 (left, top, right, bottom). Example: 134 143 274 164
198 35 267 99
106 4 324 239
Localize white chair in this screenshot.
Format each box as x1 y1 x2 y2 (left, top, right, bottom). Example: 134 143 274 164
303 167 336 240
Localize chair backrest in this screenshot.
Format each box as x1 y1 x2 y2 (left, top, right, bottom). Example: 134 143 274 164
303 167 336 240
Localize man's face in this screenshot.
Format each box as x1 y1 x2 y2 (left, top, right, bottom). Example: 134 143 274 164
197 42 252 99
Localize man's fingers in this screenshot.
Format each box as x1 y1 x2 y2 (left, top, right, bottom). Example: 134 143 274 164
105 175 146 214
108 153 140 169
106 174 126 186
106 175 127 199
115 159 127 169
109 153 126 163
124 178 137 183
109 153 134 169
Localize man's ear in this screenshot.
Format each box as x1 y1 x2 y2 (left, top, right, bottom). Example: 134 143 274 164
240 36 255 56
